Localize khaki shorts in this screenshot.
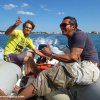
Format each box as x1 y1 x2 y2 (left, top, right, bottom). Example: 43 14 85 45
45 88 70 100
32 63 76 96
31 61 100 96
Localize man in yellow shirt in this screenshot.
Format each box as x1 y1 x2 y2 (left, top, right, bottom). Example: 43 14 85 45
4 17 45 73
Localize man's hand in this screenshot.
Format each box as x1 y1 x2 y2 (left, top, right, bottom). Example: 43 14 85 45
5 16 22 35
41 44 53 57
15 16 22 26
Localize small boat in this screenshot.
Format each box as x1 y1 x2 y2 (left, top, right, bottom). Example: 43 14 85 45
0 44 100 100
0 61 100 100
0 61 21 96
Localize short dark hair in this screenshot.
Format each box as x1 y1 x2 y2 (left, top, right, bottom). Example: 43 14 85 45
63 16 78 28
23 20 35 30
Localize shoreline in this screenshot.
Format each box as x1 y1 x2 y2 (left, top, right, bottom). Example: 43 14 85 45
0 31 100 34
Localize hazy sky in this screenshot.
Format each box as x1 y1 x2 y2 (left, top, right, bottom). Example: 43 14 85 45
0 0 100 32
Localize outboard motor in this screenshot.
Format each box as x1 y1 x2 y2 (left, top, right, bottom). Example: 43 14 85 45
37 44 47 64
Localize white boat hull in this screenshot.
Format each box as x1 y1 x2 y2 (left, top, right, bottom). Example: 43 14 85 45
0 61 21 95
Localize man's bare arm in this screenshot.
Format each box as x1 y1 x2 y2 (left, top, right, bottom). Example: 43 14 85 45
41 46 83 63
52 47 83 63
5 17 22 35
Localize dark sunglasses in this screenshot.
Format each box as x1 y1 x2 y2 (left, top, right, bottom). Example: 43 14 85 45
60 23 71 27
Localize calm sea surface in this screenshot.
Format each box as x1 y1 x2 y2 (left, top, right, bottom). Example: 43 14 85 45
0 33 100 62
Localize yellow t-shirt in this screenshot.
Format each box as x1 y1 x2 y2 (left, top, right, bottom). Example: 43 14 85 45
4 30 35 55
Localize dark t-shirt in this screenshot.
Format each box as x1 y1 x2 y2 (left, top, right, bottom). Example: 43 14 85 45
68 30 99 63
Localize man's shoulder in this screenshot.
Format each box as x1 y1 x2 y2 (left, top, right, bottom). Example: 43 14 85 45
15 30 22 33
74 30 88 37
71 30 88 41
76 30 86 34
14 30 23 36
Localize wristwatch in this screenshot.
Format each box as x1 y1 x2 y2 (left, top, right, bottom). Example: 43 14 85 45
50 53 55 59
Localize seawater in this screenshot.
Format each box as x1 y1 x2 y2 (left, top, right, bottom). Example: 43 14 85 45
0 33 100 62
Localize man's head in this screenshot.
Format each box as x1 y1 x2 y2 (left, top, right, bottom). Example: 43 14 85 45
23 20 35 36
60 16 78 37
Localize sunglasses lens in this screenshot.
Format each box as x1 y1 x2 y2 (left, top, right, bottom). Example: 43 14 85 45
60 23 66 27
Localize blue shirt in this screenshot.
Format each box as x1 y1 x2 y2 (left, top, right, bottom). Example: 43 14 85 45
68 30 99 63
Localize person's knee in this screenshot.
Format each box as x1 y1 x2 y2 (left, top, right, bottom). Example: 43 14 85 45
23 52 34 62
45 90 70 100
27 52 35 58
51 94 70 100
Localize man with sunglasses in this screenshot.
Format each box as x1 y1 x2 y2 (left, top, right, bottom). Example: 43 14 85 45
11 16 100 100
